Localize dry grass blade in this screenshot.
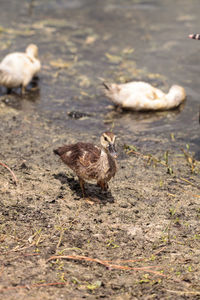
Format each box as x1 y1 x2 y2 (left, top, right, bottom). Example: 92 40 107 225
166 289 200 295
181 148 196 173
103 258 144 263
0 282 67 292
179 177 199 188
153 246 168 256
0 161 17 184
125 148 172 172
192 194 200 198
0 242 36 255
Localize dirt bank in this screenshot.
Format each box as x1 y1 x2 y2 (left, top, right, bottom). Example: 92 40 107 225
0 102 200 299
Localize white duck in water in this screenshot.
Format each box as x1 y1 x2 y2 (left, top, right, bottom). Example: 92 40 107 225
0 44 41 94
103 81 186 111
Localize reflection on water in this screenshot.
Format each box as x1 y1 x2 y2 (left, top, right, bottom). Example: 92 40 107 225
0 0 200 148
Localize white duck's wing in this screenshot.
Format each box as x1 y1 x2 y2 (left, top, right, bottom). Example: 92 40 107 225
107 82 161 109
0 52 40 88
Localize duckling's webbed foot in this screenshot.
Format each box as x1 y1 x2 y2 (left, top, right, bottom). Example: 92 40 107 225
78 177 86 198
97 180 109 192
78 177 99 204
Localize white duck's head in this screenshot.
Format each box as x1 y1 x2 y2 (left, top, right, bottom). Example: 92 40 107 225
167 85 186 105
26 44 39 58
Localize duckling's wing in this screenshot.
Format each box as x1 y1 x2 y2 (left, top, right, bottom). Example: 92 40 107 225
54 142 101 169
78 143 101 167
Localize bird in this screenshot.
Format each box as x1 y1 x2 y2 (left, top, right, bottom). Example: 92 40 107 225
103 81 186 111
188 34 200 40
188 34 200 124
53 132 117 198
0 44 41 94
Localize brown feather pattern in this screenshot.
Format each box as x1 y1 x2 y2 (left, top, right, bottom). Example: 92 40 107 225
54 142 102 180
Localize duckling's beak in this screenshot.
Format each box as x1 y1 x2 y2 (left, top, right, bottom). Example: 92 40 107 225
108 143 117 158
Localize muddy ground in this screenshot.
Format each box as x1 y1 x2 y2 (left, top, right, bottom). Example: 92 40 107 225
0 101 200 299
0 0 200 299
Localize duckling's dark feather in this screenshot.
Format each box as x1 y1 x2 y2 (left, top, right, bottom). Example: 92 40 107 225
54 142 101 168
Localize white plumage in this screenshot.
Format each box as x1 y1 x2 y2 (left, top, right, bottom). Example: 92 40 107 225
103 81 186 111
0 44 41 93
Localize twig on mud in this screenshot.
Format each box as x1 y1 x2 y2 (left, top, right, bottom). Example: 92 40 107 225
153 246 168 256
12 242 36 252
0 252 40 265
47 255 166 277
0 242 36 255
0 282 67 292
166 289 200 296
0 161 17 184
103 258 144 263
22 252 40 257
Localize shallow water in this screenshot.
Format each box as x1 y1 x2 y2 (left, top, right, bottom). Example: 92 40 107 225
0 0 200 150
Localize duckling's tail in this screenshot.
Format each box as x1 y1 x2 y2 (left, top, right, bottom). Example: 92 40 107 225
53 145 69 156
53 149 60 156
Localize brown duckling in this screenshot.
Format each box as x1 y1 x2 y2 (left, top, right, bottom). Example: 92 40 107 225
54 132 117 198
0 44 41 94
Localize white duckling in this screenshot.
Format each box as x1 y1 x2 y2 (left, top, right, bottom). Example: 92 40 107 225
0 44 41 94
103 81 186 111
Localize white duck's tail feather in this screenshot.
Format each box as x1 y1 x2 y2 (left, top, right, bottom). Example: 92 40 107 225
0 66 22 88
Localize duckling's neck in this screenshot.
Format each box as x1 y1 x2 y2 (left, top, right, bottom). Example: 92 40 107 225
100 147 108 157
100 147 111 163
99 148 111 173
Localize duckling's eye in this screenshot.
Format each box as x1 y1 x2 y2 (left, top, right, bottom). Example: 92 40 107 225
104 136 108 142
